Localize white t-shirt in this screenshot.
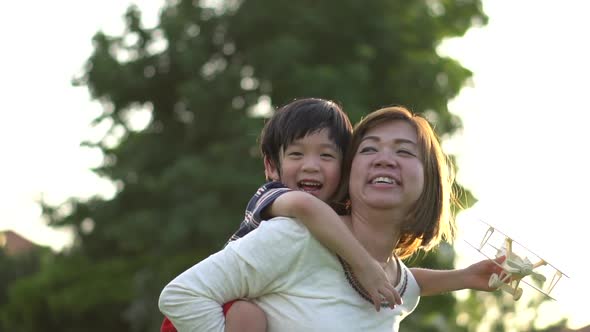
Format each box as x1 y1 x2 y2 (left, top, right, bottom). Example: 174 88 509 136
159 216 421 332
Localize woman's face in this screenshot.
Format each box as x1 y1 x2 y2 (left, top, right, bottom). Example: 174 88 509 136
348 120 424 212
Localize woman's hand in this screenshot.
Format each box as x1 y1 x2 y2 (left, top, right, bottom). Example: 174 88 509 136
464 255 507 291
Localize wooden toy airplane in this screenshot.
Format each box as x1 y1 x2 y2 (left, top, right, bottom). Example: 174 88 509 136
464 220 568 301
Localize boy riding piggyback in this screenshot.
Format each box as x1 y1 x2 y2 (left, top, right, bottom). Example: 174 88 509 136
161 98 397 332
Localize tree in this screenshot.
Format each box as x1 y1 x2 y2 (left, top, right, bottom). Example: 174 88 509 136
0 245 52 331
2 1 549 331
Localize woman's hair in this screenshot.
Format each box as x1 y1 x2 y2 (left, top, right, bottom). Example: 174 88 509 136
335 106 456 259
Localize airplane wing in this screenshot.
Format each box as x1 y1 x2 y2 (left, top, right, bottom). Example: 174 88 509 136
463 219 569 300
477 219 570 278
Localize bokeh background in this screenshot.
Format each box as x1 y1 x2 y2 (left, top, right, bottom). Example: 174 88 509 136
1 1 588 331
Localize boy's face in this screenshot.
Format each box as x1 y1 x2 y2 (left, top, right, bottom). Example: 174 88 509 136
265 129 342 202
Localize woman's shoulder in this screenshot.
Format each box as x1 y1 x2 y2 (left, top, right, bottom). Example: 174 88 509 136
227 216 311 253
260 216 310 236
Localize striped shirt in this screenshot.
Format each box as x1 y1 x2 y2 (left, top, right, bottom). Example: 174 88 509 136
227 181 292 243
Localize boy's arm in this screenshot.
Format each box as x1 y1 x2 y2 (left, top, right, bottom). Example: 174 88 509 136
227 182 291 243
267 191 401 310
410 256 505 296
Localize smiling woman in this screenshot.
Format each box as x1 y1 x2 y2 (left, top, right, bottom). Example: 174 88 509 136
349 121 424 214
336 107 455 260
158 106 475 331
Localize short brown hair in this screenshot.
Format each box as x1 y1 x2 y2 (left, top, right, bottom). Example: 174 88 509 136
336 106 456 259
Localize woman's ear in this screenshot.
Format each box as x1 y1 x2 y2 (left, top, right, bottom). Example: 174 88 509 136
263 157 280 181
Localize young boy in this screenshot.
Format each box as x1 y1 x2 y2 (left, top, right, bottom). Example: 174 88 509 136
161 98 398 332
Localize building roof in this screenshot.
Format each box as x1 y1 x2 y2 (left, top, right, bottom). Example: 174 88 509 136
0 230 37 256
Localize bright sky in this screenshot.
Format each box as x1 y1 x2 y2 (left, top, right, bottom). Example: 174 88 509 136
440 1 590 329
1 0 588 329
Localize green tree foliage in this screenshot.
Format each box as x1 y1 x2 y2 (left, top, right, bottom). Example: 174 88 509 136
0 246 51 331
3 0 556 331
0 247 48 309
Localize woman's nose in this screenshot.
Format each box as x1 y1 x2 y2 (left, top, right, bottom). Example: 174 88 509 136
373 151 397 168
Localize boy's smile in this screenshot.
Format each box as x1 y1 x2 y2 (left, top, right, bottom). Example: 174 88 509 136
265 129 342 202
298 179 323 194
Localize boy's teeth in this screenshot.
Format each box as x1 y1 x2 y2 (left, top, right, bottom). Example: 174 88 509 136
372 176 394 184
300 181 321 187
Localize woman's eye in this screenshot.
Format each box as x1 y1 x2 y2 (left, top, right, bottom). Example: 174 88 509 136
359 146 377 153
398 149 415 157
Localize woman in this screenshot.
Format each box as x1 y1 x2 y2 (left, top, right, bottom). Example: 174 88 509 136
159 106 494 331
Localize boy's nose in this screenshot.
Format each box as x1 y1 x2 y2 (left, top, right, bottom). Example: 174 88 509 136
301 157 320 172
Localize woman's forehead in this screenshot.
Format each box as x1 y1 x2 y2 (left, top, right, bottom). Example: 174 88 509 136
361 120 417 143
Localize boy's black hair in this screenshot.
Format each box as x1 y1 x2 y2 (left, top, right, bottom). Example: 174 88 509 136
260 98 352 177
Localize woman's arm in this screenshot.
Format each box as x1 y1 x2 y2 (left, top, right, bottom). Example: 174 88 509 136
410 257 505 296
159 217 308 331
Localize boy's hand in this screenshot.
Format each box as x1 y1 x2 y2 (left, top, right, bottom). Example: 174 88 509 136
353 259 402 311
465 256 506 291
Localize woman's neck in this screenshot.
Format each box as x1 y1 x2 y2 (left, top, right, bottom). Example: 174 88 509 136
344 207 404 263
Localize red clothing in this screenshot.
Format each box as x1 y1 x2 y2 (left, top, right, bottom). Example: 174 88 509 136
160 317 176 332
161 300 238 331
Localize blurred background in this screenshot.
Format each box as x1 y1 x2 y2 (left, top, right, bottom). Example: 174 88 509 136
1 0 588 331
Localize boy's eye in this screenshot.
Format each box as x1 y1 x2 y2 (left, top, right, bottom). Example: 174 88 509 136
288 152 303 157
320 153 336 159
